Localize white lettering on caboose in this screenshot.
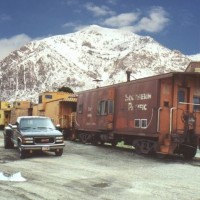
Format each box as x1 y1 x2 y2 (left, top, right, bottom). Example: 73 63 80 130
125 93 151 111
125 93 152 101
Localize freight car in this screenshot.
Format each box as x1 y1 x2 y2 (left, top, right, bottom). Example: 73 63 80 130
75 67 200 159
0 101 11 128
33 91 77 139
9 101 32 124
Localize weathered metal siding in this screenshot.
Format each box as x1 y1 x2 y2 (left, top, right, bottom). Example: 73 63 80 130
172 74 190 133
114 79 159 135
192 75 200 134
45 101 60 125
10 108 31 124
76 87 115 131
76 72 200 138
158 77 174 143
172 74 200 135
76 90 98 131
96 87 115 130
44 100 76 129
32 104 39 116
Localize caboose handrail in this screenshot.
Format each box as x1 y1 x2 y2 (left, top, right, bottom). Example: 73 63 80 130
170 107 177 134
157 107 162 132
179 102 200 106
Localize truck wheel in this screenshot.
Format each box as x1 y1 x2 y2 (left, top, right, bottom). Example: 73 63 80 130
55 149 63 156
18 142 27 159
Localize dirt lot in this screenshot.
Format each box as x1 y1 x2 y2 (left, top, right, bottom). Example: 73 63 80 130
1 130 200 200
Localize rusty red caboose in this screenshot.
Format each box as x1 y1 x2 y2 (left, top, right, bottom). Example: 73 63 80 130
76 65 200 159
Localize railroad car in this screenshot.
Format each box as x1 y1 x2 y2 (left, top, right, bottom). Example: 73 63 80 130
35 92 71 116
0 101 11 128
34 91 77 139
75 63 200 159
9 101 32 124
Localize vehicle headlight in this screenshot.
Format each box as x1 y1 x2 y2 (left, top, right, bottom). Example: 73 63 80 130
55 136 64 143
23 137 34 144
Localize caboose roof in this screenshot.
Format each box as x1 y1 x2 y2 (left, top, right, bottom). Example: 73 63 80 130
77 71 200 94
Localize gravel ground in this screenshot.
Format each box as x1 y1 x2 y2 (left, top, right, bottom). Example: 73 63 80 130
1 130 200 200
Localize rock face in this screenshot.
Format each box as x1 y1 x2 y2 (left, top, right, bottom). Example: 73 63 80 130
0 25 190 102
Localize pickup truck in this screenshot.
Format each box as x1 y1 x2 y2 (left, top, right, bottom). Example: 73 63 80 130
3 116 65 159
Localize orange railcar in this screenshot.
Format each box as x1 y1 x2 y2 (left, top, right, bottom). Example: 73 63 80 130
34 92 77 139
76 70 200 159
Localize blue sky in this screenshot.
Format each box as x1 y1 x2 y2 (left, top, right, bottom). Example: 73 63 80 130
0 0 199 60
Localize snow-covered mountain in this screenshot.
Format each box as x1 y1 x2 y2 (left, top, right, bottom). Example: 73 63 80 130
188 54 200 61
0 25 191 103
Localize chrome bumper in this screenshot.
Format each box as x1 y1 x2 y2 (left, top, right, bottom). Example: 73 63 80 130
21 143 65 151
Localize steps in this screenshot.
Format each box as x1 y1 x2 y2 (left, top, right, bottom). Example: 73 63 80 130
159 138 171 154
159 133 185 155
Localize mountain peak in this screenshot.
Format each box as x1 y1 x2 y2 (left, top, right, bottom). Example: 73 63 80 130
0 25 190 102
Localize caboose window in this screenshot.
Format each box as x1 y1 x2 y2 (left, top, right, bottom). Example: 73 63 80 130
141 119 147 128
102 101 108 115
97 100 114 115
99 101 104 115
104 101 108 115
134 119 147 128
193 97 200 111
134 119 140 128
178 90 185 102
78 104 83 114
108 100 114 114
45 95 53 99
39 95 42 103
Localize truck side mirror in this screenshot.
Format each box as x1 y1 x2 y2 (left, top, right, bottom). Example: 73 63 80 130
56 124 61 128
12 125 17 129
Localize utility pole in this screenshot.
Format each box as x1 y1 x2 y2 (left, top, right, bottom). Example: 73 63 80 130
93 79 102 88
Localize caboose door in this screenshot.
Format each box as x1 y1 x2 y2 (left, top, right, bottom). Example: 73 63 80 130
97 87 115 131
176 87 190 132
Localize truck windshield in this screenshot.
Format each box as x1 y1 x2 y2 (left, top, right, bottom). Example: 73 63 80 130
20 118 55 130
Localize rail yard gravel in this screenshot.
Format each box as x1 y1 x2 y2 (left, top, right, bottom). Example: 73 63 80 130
0 131 200 200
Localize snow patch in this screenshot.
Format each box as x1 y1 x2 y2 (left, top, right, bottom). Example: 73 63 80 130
0 172 26 182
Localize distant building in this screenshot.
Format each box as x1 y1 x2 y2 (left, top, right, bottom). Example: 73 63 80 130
185 62 200 72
